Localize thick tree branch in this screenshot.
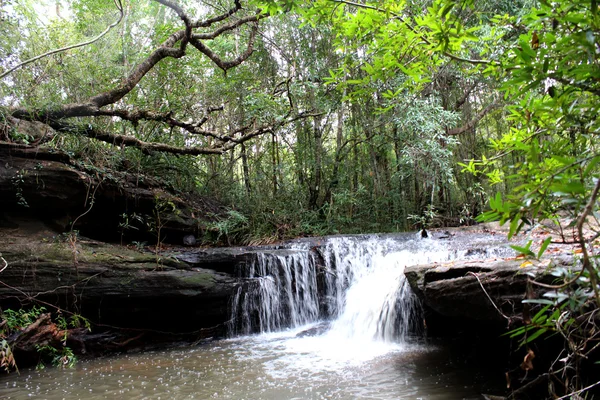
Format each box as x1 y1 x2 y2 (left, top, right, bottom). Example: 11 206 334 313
153 0 193 51
94 106 241 143
11 30 188 121
454 80 480 111
6 0 282 158
44 111 318 156
47 120 223 155
190 22 259 71
90 45 186 108
446 101 501 136
10 2 264 122
193 13 264 40
193 0 242 28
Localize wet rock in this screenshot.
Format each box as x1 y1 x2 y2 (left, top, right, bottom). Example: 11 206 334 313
0 224 247 336
404 257 565 324
183 235 197 246
296 322 331 337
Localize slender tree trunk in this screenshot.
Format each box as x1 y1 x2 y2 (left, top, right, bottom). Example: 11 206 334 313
309 117 323 210
325 98 345 206
271 132 278 197
241 143 251 195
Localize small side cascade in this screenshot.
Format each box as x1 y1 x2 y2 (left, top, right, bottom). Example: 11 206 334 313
228 250 319 335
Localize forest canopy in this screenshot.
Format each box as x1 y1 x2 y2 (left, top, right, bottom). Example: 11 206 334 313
1 0 599 242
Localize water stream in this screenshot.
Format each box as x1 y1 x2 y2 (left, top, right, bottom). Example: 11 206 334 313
0 234 511 399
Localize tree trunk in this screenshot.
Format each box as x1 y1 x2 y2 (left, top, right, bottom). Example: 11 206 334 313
241 143 252 195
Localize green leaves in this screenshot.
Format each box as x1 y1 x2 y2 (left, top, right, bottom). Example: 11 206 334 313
510 240 536 258
537 236 552 259
509 237 550 259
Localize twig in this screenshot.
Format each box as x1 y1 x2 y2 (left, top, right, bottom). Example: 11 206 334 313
0 0 124 80
30 271 106 298
556 379 600 400
0 276 103 318
528 267 586 290
70 179 102 231
508 373 549 399
576 178 600 307
0 256 7 273
467 271 511 321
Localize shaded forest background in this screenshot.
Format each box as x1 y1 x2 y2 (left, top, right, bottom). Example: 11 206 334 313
0 0 597 246
0 0 512 243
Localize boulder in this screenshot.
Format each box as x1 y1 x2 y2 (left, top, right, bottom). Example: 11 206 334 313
404 256 567 324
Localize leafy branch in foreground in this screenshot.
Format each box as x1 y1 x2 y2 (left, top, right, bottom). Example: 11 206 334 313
459 0 600 397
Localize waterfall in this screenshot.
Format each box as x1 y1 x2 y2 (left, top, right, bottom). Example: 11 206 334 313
228 250 319 335
228 234 506 341
318 235 454 342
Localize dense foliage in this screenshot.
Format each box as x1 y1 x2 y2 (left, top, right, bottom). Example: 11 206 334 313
1 0 504 240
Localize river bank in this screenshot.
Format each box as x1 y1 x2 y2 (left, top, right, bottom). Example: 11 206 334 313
2 211 597 399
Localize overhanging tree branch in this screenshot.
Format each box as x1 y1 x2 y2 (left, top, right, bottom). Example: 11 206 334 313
446 100 501 135
45 111 320 156
0 0 124 80
6 0 285 156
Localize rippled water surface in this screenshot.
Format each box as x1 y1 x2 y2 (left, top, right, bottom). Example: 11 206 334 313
0 325 501 400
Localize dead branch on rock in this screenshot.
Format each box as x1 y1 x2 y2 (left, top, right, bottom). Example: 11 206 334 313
6 313 64 353
467 271 511 322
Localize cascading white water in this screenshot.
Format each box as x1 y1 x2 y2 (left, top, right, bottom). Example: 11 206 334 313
3 234 514 400
326 251 418 342
229 234 511 343
228 250 319 335
320 235 466 343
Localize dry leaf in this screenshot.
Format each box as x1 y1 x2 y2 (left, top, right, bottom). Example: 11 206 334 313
531 31 540 49
520 261 533 268
521 349 535 371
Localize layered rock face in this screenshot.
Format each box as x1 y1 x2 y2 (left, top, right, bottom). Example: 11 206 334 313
0 142 223 244
0 141 248 352
405 258 554 323
0 223 246 337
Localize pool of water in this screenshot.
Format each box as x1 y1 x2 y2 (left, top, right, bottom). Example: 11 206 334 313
0 324 503 400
